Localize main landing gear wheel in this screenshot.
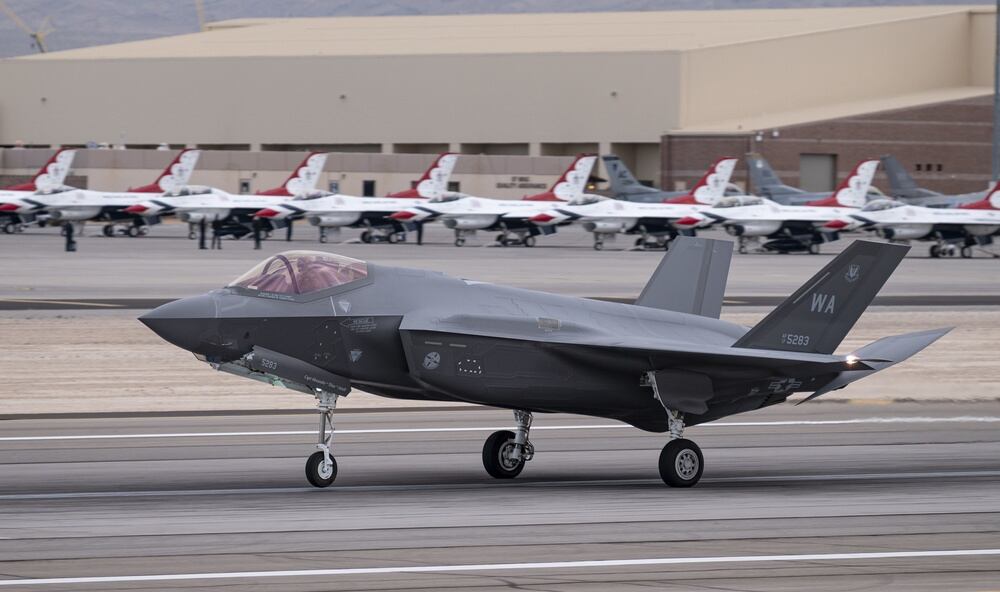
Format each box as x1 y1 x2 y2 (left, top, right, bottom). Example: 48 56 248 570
482 410 534 479
961 246 973 259
360 230 372 244
929 244 940 258
102 224 115 237
594 241 604 251
809 243 820 255
658 438 703 487
305 451 338 487
126 225 140 237
523 235 536 248
454 237 466 247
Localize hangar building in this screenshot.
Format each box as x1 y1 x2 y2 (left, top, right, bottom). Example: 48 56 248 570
0 5 995 195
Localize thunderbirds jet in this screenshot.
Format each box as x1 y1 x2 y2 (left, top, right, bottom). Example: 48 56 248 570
603 155 740 203
881 154 992 208
386 154 597 247
140 237 948 488
253 152 458 244
0 149 199 237
825 185 1000 258
0 148 75 234
747 153 884 205
123 152 326 239
529 157 738 250
694 159 880 254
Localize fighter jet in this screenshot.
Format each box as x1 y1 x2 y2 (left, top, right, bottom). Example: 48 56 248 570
140 237 948 488
603 155 741 203
386 154 597 247
747 153 885 205
0 148 75 234
123 151 326 240
528 157 738 250
0 149 200 237
880 154 992 208
693 159 880 254
824 188 1000 258
253 152 458 244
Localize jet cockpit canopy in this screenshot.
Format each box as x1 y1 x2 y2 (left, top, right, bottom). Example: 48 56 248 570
228 251 368 296
566 193 605 206
162 185 215 197
714 195 764 208
429 192 467 203
294 190 336 201
861 199 905 212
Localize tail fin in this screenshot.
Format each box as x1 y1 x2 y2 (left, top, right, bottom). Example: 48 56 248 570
798 327 951 404
635 237 733 318
3 148 76 191
959 180 1000 210
129 149 201 193
746 152 805 199
257 152 328 196
733 240 909 354
663 157 738 205
603 155 658 196
387 153 458 199
523 154 597 201
880 155 918 196
806 159 879 208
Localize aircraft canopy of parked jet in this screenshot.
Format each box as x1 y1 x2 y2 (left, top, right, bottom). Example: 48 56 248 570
228 251 369 297
861 199 905 212
714 196 765 208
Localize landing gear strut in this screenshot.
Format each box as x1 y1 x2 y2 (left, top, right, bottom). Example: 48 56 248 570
646 371 704 487
305 391 340 488
483 410 534 478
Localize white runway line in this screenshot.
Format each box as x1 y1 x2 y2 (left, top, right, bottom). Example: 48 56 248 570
2 470 999 501
1 548 998 586
1 416 998 442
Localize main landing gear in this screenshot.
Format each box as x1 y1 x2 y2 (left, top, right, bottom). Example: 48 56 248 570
657 410 703 487
482 410 534 478
305 391 340 487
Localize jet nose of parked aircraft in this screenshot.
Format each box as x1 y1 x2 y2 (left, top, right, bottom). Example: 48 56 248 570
139 293 218 355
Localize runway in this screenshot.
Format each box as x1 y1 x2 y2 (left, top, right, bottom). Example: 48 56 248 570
1 401 998 590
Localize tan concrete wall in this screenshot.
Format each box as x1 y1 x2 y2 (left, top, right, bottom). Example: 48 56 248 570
0 51 679 147
969 9 997 87
681 11 980 130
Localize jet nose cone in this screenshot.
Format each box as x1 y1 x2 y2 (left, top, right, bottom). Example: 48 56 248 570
140 294 218 354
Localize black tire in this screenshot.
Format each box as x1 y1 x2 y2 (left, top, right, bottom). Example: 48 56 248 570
482 430 524 479
126 225 139 237
738 245 748 255
360 231 372 243
388 232 399 244
305 451 338 488
102 224 114 237
929 245 940 258
498 237 508 247
454 238 465 247
809 243 820 255
593 241 603 251
961 246 972 259
658 438 704 488
318 233 328 244
3 222 16 234
188 231 197 240
496 234 505 243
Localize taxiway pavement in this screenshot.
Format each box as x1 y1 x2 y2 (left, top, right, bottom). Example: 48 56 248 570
0 402 998 590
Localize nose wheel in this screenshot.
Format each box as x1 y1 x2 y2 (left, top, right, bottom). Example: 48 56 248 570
306 391 340 488
483 410 534 479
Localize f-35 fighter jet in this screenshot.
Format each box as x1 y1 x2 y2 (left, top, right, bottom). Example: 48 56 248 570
140 238 948 488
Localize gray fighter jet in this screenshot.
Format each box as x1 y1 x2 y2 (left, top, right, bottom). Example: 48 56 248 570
140 238 948 488
880 154 993 208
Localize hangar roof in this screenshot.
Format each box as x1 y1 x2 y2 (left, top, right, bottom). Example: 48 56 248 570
16 6 983 59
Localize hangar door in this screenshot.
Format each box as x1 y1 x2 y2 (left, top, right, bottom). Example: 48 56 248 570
799 154 837 192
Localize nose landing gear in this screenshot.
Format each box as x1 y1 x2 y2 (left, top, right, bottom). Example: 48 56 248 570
483 410 534 478
658 409 704 488
305 391 340 488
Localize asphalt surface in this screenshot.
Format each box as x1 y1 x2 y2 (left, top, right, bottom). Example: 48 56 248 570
1 402 998 590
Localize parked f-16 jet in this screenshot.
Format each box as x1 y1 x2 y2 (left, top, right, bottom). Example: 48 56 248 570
0 149 199 237
825 185 1000 258
602 155 740 203
386 154 597 247
140 237 947 488
880 154 993 208
253 152 458 244
747 153 884 205
529 157 738 250
0 148 76 234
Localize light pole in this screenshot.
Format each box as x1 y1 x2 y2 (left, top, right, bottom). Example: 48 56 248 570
993 0 1000 181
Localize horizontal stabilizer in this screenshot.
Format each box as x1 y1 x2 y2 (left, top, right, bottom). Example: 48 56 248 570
797 327 951 404
635 237 733 318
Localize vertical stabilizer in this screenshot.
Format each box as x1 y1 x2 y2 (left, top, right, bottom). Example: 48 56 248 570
387 153 458 199
2 148 76 191
603 155 659 197
635 237 734 319
523 154 597 201
257 152 328 197
129 149 202 193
